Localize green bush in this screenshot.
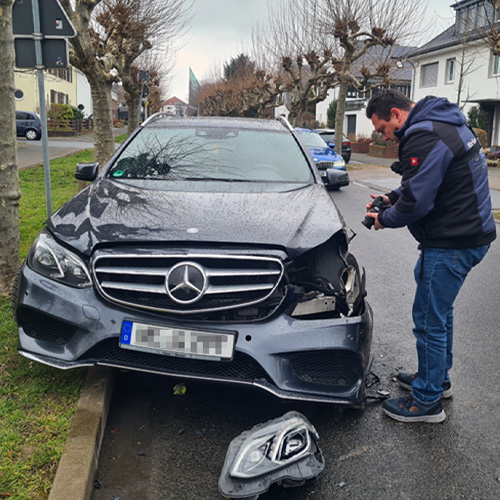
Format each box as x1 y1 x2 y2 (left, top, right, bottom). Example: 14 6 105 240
467 106 488 131
70 105 84 120
47 103 74 123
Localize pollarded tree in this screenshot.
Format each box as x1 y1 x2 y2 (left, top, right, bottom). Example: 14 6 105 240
253 0 338 126
0 0 21 295
94 0 191 134
321 0 423 153
60 0 191 166
60 0 118 169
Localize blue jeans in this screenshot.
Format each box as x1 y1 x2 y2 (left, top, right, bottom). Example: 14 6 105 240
411 246 489 405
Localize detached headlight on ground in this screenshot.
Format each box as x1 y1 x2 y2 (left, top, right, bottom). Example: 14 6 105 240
219 411 324 499
28 230 91 288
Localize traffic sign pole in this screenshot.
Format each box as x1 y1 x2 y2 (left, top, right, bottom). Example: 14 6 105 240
32 0 53 217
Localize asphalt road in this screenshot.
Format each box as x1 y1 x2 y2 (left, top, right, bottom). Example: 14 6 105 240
91 178 500 500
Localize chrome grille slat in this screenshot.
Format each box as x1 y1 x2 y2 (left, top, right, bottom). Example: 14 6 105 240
92 251 284 314
205 283 274 294
100 282 166 294
96 266 171 276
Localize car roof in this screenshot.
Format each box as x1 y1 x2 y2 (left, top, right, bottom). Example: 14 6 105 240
143 114 291 133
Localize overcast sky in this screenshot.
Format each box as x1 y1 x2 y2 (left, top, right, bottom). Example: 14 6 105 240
170 0 458 101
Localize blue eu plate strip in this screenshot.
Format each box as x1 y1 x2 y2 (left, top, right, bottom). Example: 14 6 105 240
120 321 133 345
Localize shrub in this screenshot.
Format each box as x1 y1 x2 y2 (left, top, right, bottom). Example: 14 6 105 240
486 150 500 160
473 128 488 148
48 103 74 123
354 133 372 144
70 105 84 120
467 106 488 131
371 130 397 146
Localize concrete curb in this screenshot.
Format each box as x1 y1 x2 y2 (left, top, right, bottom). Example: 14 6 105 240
48 366 116 500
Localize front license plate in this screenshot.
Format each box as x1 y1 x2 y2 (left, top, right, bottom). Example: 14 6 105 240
120 320 236 361
320 170 327 177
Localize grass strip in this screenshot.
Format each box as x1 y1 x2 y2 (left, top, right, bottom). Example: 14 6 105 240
0 150 93 499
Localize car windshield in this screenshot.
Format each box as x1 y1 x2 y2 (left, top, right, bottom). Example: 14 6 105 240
297 131 328 149
108 126 312 183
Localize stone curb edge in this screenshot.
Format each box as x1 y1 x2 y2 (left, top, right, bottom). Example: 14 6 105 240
48 366 116 500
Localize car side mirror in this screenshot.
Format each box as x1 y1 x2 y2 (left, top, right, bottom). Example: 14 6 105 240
75 162 99 182
328 142 335 149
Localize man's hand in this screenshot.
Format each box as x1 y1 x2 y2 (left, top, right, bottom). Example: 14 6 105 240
366 193 391 210
364 212 385 230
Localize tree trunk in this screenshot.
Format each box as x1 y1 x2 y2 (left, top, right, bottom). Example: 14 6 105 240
122 75 140 135
0 0 21 295
335 79 349 155
89 80 115 168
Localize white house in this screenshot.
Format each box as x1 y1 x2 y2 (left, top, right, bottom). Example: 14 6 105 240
409 0 500 145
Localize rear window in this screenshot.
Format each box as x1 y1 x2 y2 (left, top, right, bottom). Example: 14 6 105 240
319 132 335 143
108 126 312 183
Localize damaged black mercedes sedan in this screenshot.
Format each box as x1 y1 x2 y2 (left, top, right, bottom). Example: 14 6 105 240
13 115 373 406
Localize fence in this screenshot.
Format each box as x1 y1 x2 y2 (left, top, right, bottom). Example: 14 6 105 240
47 119 94 134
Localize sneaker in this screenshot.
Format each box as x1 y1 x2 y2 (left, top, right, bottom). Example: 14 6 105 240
397 372 453 399
382 395 446 423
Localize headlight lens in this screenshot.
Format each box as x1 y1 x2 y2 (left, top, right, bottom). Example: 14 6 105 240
230 415 314 478
333 159 346 169
28 231 91 288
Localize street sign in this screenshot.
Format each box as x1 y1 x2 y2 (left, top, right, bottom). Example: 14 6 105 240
14 38 69 69
12 0 76 38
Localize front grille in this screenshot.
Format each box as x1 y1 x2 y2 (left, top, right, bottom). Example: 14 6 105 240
316 161 334 170
286 350 361 388
19 308 77 345
81 338 271 382
93 252 284 315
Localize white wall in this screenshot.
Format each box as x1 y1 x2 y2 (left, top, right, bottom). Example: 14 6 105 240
411 40 500 144
316 88 374 138
76 70 93 118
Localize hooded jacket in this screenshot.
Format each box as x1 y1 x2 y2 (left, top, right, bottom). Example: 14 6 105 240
378 96 496 249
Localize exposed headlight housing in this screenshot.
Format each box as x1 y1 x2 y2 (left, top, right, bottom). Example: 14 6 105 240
28 230 91 288
219 411 324 498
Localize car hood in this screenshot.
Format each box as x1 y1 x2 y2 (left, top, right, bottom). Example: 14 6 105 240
47 179 344 259
307 147 342 161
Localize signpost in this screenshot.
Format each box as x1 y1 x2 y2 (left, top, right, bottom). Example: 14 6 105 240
12 0 76 217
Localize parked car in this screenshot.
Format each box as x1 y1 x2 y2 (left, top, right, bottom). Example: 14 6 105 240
16 110 42 141
13 114 372 406
316 128 352 164
295 127 349 190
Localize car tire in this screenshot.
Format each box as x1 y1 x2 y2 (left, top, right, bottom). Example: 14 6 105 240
25 128 40 141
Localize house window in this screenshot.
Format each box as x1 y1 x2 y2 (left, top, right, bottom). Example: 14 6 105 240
445 59 455 83
420 62 439 88
346 86 357 98
492 53 500 76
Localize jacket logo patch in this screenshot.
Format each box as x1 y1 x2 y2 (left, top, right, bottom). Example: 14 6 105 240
411 157 418 166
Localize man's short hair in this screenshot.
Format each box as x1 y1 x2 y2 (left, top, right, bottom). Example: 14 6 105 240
366 89 413 121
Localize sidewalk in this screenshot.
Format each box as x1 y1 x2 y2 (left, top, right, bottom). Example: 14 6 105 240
17 128 125 170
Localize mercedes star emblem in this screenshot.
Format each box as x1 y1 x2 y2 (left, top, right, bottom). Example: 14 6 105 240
166 262 208 304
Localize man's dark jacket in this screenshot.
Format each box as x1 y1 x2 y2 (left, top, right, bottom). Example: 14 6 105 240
379 96 496 249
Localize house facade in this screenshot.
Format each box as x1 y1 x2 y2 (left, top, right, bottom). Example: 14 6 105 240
409 0 500 146
14 66 93 118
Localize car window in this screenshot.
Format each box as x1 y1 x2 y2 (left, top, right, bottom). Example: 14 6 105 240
16 112 30 120
297 131 328 149
319 132 335 143
108 126 313 183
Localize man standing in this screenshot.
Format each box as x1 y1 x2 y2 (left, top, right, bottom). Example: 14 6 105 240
365 89 496 423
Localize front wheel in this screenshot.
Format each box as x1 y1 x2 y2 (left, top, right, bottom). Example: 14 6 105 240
25 129 40 140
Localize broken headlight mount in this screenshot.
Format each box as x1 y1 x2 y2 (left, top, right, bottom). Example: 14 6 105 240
218 411 324 499
287 233 366 319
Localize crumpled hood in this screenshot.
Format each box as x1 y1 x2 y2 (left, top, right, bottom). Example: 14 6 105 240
47 179 344 259
397 96 466 139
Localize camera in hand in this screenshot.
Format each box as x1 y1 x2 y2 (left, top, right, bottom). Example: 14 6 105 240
362 196 387 229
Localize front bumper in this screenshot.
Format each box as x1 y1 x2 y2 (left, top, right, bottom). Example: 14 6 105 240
15 264 373 406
